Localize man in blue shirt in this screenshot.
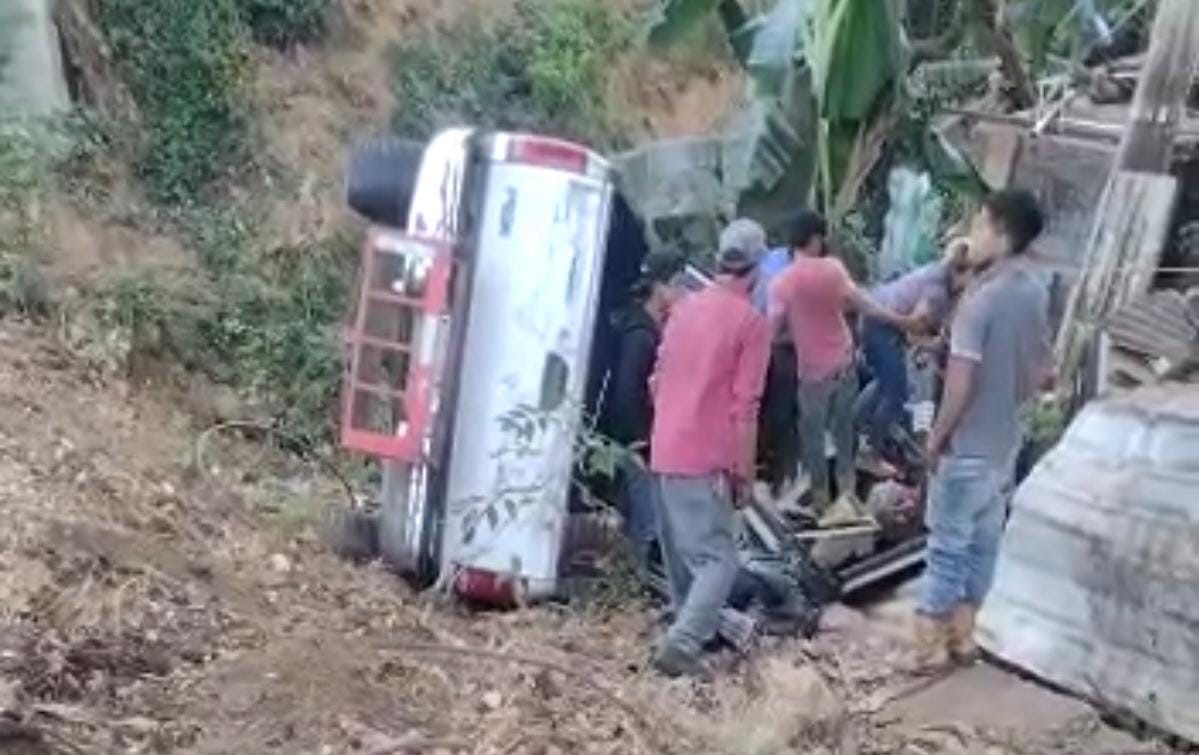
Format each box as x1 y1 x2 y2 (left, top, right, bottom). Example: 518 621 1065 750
719 220 800 498
753 246 792 313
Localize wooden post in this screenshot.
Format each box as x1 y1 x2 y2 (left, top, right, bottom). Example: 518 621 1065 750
1115 0 1199 172
1056 0 1199 399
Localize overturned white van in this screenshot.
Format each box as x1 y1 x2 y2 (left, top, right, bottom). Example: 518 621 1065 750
342 129 650 604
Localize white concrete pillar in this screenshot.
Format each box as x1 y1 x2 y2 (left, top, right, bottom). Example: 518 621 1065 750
0 0 71 117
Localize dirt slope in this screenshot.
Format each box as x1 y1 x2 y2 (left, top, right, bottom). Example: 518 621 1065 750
0 321 674 754
248 0 743 257
0 323 1167 755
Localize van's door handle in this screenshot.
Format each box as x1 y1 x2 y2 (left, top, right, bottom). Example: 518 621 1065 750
539 353 569 412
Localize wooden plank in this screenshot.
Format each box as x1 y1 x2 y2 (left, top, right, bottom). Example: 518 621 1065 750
1056 172 1178 391
979 124 1021 189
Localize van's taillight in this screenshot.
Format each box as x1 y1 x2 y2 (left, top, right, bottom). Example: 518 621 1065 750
453 567 520 607
506 136 589 174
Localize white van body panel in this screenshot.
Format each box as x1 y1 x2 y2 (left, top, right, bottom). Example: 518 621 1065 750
440 155 614 597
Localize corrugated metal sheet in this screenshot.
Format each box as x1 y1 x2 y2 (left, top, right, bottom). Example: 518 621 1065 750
1103 289 1199 385
978 386 1199 743
1105 289 1198 362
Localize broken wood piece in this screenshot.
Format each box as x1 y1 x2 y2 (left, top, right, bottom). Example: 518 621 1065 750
793 525 881 542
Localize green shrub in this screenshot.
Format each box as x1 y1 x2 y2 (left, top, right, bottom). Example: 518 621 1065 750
237 0 332 48
176 207 355 443
391 17 505 140
100 227 354 444
391 0 632 149
522 0 628 122
92 0 250 204
0 117 67 211
231 236 355 443
0 254 53 320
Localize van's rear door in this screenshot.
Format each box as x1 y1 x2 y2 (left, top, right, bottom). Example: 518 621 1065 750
441 134 614 599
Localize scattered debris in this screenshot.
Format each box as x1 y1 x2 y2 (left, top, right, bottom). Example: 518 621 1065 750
1104 288 1199 386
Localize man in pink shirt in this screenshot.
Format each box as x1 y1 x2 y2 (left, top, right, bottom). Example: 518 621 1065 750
769 211 919 526
648 242 770 677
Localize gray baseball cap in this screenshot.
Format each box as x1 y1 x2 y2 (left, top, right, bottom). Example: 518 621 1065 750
717 246 757 276
719 218 767 263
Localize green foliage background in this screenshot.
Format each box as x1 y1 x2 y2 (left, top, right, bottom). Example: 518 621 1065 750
0 0 633 445
238 0 332 48
391 0 634 150
79 0 344 443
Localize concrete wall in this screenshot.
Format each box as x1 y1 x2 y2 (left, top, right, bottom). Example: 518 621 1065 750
0 0 70 117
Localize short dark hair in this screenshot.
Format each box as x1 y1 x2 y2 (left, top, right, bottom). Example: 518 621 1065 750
982 189 1044 254
789 210 828 250
630 251 685 300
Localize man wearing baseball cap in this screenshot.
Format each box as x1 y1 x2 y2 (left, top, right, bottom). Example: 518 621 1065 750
647 226 771 677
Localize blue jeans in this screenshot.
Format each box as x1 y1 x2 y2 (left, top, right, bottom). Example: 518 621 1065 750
619 457 658 563
859 320 909 452
919 455 1012 617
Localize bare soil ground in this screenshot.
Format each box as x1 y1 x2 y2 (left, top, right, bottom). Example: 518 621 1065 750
0 322 1173 755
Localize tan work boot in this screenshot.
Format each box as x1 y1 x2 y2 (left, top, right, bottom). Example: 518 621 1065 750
948 603 980 664
904 613 952 675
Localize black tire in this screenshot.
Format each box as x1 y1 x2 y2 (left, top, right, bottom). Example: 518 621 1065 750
325 508 380 563
346 137 425 228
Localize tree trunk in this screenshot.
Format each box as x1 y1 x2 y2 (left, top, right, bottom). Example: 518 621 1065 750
972 0 1035 110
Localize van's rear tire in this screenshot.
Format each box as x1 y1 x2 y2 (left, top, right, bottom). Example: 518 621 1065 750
346 137 424 228
325 508 380 563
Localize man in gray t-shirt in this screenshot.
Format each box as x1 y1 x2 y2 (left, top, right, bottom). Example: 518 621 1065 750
912 189 1053 671
944 260 1051 465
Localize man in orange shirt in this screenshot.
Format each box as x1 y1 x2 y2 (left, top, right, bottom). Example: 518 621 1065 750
768 211 921 526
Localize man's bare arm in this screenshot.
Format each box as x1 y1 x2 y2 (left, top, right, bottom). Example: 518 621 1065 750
846 286 919 332
927 355 978 464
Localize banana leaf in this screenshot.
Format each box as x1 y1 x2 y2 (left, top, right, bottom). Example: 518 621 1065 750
807 0 904 122
802 0 906 210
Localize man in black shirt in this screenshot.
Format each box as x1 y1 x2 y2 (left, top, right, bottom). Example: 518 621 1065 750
602 252 686 566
